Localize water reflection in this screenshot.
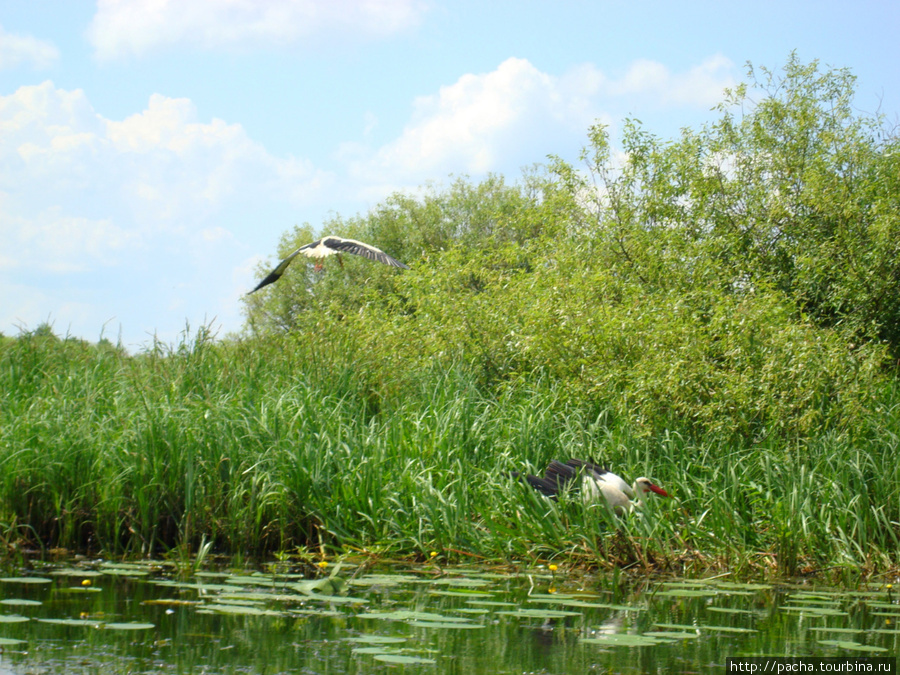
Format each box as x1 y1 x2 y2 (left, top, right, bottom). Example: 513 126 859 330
0 563 896 673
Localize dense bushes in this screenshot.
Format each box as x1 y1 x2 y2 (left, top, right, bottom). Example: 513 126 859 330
244 56 897 442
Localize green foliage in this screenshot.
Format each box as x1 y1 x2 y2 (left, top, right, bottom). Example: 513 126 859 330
243 55 896 443
1 324 899 572
3 56 899 572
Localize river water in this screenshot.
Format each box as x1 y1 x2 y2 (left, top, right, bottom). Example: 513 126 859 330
0 560 896 673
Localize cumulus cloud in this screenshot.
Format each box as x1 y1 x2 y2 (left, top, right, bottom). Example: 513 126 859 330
343 55 735 195
611 54 735 106
0 81 330 273
87 0 427 60
0 80 330 346
0 24 59 70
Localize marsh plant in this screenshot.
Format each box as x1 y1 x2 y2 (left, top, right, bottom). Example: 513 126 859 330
1 56 899 575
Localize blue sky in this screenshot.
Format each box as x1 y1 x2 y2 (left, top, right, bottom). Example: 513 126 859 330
1 1 898 350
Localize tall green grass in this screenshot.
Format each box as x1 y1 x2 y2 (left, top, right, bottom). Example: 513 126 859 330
1 326 898 577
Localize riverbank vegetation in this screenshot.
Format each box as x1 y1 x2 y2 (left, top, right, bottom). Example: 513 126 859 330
2 56 899 578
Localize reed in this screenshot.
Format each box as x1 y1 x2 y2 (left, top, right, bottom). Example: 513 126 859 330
1 325 898 577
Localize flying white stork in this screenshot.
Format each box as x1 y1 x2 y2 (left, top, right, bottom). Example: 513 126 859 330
515 458 670 515
249 236 409 294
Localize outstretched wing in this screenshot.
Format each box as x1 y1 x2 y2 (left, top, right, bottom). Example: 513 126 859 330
248 236 409 294
319 237 410 269
247 247 306 294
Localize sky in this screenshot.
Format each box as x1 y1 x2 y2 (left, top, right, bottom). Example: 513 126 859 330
1 1 898 351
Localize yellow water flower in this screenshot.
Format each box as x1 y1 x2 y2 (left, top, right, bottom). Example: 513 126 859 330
548 564 558 572
317 561 328 569
430 551 438 558
81 579 92 587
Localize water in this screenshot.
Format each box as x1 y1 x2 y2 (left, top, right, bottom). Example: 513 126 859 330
0 560 896 673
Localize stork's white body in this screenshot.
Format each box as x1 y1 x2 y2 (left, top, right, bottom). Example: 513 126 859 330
516 459 670 515
249 236 409 294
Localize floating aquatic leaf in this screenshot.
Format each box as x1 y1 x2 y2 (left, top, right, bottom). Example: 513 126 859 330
373 654 436 665
0 599 42 606
142 599 201 607
810 627 861 635
432 578 491 588
209 598 265 607
0 614 29 623
653 623 697 630
527 593 578 600
582 634 670 647
349 575 417 587
703 625 758 634
779 605 847 617
465 600 518 607
103 622 155 630
353 646 399 655
655 589 717 598
495 609 582 619
36 618 98 626
358 610 468 622
552 599 639 610
430 590 494 598
0 577 52 584
866 602 900 614
302 594 368 605
710 582 772 591
204 604 282 616
407 620 483 629
288 608 345 618
707 607 756 615
0 637 26 645
644 630 699 639
817 640 889 652
345 636 407 645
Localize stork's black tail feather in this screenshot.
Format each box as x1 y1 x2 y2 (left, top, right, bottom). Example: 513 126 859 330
513 458 612 499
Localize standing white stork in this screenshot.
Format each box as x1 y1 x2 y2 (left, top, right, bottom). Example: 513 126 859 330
515 458 670 515
249 236 409 294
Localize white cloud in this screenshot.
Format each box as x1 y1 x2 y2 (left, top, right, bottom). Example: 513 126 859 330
0 79 332 341
1 81 326 348
343 55 735 195
0 82 329 245
0 24 60 70
612 54 735 106
87 0 427 60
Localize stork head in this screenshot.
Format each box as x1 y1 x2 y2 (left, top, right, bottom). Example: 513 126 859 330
633 477 670 499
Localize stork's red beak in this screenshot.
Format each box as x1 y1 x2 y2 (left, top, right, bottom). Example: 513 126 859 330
648 484 670 497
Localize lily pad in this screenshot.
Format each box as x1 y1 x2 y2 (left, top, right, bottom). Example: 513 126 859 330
204 604 282 617
644 630 699 639
655 589 718 598
582 634 671 647
36 618 98 626
495 609 583 619
778 605 848 617
0 577 52 584
373 654 436 665
345 636 407 645
0 599 42 607
0 637 26 645
707 607 756 615
702 625 758 634
407 620 483 629
103 622 156 630
817 640 889 653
